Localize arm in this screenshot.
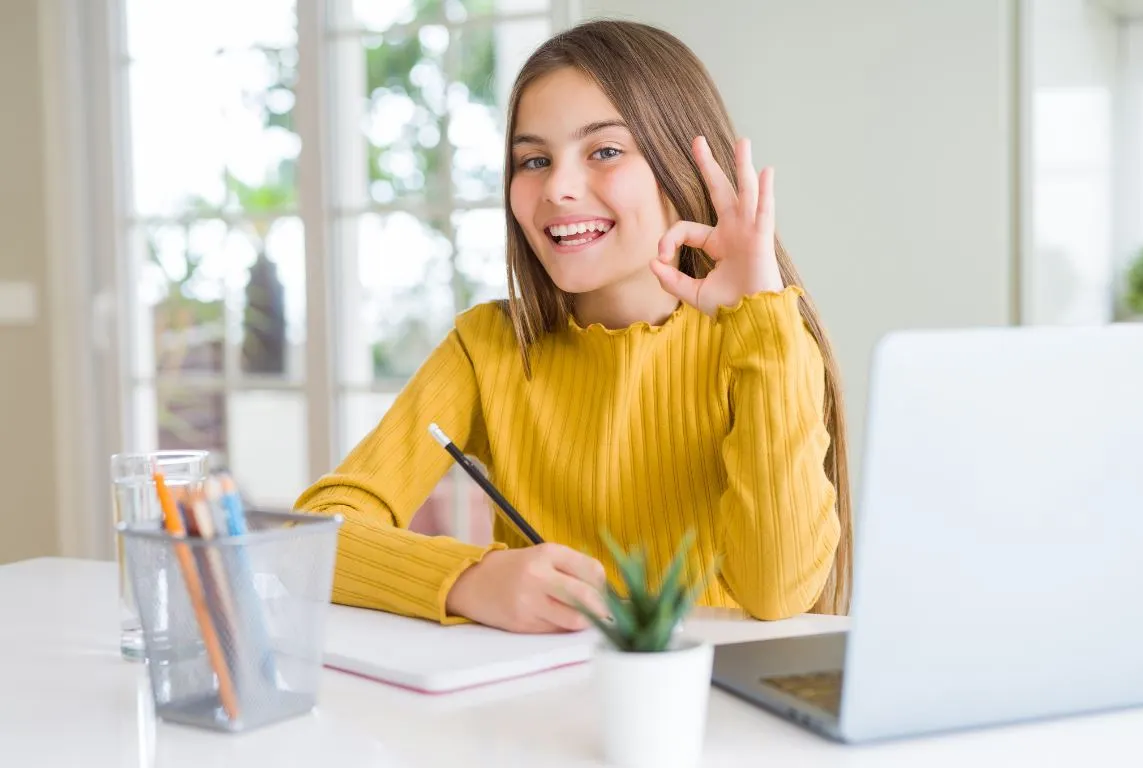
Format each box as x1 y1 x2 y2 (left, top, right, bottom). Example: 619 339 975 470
294 327 506 624
715 286 840 620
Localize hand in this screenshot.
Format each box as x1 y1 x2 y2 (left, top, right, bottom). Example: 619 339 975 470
649 136 784 315
445 544 609 633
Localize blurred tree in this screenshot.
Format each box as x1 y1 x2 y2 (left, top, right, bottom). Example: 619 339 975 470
151 0 504 382
229 168 294 374
243 251 287 373
363 0 500 377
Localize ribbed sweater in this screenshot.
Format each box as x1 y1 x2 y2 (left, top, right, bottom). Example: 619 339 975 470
294 285 840 623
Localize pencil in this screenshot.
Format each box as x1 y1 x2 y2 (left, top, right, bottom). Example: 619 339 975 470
428 422 544 545
184 489 244 681
154 467 241 722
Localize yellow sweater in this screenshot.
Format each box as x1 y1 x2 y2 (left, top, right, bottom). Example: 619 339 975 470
294 285 840 623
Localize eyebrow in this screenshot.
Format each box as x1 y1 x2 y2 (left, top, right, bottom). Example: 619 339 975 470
510 119 629 148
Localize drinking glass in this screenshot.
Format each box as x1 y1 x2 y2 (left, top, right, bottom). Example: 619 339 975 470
111 450 209 660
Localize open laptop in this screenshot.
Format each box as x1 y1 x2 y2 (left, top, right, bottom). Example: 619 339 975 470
711 322 1143 743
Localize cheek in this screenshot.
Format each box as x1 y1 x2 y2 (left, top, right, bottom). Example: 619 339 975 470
508 175 536 226
596 163 668 234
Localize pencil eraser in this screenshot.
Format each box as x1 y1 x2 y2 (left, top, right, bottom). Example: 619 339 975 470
428 423 450 447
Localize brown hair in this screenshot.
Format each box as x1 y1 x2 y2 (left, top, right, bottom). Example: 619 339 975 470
501 19 852 615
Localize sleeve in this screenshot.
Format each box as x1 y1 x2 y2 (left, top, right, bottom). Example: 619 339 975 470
293 323 507 624
714 285 840 620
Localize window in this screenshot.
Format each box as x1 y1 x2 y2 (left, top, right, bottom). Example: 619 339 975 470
111 0 561 538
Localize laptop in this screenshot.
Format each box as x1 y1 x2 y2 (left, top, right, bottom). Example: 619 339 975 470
711 322 1143 743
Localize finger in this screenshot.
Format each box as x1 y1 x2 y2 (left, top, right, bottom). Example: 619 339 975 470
658 220 715 263
540 595 591 632
756 166 775 236
514 615 568 634
736 138 758 218
649 259 703 308
547 569 609 619
547 544 607 589
693 135 737 216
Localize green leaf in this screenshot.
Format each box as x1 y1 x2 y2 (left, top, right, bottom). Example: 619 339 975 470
647 610 678 652
603 586 636 639
655 531 695 610
602 531 650 613
572 599 630 651
592 527 721 653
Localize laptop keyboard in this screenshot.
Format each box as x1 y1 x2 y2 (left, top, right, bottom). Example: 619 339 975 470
762 670 843 715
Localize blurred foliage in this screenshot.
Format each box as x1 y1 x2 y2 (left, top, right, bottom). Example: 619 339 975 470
363 3 500 377
146 2 505 383
1124 249 1143 318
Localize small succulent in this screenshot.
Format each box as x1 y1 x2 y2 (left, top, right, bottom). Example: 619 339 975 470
576 530 720 653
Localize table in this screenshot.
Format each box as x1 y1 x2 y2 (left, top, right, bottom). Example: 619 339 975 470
2 558 1140 767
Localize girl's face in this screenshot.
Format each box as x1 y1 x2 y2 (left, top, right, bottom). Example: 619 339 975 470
509 67 676 296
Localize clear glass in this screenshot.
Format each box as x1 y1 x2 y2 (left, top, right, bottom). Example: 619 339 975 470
453 208 509 307
227 390 308 510
337 212 456 385
361 28 450 207
340 391 399 456
111 450 210 660
450 19 552 202
346 0 547 32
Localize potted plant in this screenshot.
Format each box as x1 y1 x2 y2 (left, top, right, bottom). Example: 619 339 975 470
575 532 720 768
1122 249 1143 322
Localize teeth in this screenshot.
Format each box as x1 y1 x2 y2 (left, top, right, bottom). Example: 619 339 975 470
548 220 612 238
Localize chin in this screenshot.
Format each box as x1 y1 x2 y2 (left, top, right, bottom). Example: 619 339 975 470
545 267 612 296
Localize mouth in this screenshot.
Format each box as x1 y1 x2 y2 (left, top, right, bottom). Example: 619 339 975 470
544 219 614 253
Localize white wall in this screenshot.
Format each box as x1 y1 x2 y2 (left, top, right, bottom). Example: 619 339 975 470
577 0 1018 479
1119 22 1143 311
1026 0 1119 325
0 0 61 563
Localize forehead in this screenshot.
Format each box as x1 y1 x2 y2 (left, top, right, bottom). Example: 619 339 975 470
514 68 623 136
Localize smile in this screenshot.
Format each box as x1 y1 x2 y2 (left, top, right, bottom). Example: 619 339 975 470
544 219 614 251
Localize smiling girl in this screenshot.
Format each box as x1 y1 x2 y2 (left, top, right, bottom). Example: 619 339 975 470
295 19 852 631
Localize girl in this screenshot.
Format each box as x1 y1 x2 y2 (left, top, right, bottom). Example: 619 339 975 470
295 19 852 632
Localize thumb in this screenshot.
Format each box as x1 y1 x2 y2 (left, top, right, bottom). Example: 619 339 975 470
649 258 702 308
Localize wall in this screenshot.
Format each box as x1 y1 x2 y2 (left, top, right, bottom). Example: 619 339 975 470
0 0 59 562
1026 0 1119 324
1118 21 1143 312
577 0 1018 481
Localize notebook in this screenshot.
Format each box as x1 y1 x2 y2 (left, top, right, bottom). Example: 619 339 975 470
321 604 601 694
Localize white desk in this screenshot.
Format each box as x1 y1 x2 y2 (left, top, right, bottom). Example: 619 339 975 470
2 558 1140 767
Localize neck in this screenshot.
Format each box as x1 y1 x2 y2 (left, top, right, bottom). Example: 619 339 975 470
572 268 680 330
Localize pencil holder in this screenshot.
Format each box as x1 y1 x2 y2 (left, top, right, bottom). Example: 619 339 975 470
118 510 342 732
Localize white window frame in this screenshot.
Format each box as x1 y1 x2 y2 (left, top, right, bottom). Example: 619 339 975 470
43 0 582 560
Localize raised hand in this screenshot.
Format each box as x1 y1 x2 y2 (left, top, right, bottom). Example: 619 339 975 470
649 136 784 315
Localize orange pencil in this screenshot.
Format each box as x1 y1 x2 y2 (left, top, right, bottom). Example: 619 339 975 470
153 467 241 722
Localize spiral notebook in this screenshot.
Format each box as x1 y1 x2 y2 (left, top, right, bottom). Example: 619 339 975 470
321 604 600 694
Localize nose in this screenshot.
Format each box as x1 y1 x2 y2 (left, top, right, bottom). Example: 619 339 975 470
542 158 586 204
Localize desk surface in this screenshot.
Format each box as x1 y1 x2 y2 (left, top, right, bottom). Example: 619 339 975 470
2 557 1140 767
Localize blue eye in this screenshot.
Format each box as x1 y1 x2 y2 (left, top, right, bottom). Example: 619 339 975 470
519 157 549 170
593 147 622 160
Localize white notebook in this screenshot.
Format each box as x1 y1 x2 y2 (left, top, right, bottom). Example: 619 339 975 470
321 604 601 693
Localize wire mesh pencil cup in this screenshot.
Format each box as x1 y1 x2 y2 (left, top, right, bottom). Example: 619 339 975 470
118 510 342 732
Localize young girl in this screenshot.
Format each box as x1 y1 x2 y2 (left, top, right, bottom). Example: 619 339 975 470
295 19 852 632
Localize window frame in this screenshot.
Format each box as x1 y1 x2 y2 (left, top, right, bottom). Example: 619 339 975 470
52 0 578 558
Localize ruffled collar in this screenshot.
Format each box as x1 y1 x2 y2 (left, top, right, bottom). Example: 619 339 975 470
565 300 687 337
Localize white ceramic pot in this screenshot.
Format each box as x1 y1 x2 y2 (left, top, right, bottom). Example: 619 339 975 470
594 637 714 768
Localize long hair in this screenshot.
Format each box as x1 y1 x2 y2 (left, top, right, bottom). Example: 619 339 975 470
501 19 852 615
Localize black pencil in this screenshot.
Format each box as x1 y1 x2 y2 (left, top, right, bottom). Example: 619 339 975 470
428 423 544 545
